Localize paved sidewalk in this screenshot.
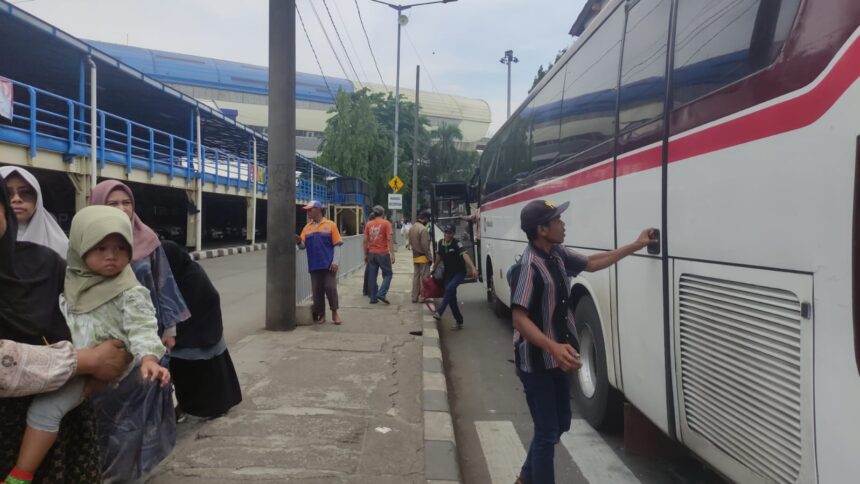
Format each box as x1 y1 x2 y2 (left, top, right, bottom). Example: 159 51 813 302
147 245 438 483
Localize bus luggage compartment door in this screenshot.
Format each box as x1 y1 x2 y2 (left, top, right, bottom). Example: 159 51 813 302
430 182 478 283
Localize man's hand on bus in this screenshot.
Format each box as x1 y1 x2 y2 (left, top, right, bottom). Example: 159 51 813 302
551 342 581 372
635 228 659 249
584 227 659 272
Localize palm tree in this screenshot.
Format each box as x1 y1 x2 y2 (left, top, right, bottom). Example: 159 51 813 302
428 123 464 182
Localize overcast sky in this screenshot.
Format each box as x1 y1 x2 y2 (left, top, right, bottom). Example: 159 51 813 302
16 0 586 135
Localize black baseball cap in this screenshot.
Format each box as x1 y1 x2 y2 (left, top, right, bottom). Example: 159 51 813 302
520 200 570 232
443 224 456 233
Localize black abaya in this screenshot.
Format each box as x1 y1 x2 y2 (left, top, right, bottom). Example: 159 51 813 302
161 241 242 417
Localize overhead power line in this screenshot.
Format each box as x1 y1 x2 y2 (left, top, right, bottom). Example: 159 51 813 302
321 0 364 87
296 4 336 101
330 0 371 84
307 0 353 82
403 26 439 93
354 0 389 91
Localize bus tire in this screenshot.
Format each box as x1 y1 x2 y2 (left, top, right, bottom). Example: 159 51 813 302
485 259 510 318
571 295 622 430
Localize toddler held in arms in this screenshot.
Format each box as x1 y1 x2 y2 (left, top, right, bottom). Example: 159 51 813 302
4 206 169 484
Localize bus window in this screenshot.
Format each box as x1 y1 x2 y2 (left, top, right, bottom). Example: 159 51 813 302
530 68 566 168
618 0 672 133
672 0 801 108
557 7 624 163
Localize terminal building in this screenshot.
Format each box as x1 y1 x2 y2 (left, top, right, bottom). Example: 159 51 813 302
88 41 493 158
0 2 371 250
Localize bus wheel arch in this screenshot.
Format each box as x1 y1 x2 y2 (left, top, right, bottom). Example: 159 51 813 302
485 256 510 318
570 290 623 430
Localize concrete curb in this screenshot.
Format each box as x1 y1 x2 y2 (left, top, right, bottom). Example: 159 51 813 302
422 314 462 484
191 243 267 261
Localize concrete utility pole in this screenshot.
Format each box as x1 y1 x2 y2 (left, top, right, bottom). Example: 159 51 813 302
266 0 297 331
411 64 420 222
371 0 457 235
500 49 518 119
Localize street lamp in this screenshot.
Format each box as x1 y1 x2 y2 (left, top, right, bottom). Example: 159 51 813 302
371 0 457 230
500 50 518 119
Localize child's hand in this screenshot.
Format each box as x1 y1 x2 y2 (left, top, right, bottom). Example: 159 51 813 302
140 357 171 387
162 335 176 351
81 377 110 400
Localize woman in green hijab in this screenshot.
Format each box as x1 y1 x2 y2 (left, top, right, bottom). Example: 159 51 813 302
6 206 169 484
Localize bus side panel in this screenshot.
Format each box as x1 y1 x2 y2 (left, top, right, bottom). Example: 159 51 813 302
667 31 860 483
616 164 669 433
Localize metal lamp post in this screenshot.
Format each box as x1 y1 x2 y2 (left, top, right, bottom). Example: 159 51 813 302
500 50 518 119
371 0 457 228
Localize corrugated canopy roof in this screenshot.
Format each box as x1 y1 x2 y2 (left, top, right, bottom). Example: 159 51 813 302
0 1 269 162
89 41 354 105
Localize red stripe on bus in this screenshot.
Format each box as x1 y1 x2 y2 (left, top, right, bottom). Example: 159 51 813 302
483 34 860 213
669 35 860 165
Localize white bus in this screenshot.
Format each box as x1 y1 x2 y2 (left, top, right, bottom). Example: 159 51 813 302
478 0 860 482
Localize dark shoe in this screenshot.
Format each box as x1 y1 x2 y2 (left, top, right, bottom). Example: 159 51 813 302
451 321 463 330
432 312 442 321
378 297 390 305
369 300 378 304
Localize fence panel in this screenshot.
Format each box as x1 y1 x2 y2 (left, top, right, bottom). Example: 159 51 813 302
295 235 364 303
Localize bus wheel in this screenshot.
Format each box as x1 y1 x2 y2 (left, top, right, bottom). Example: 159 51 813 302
571 295 622 430
486 259 509 318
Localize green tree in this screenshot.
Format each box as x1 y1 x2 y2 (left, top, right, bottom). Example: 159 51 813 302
426 123 463 182
317 88 434 215
317 89 381 181
530 48 567 92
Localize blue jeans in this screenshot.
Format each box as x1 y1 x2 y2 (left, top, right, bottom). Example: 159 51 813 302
435 272 465 323
518 368 572 484
368 253 393 302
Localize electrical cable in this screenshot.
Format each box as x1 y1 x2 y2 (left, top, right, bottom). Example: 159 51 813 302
296 3 336 101
307 0 353 82
330 0 371 84
322 0 364 87
354 0 390 91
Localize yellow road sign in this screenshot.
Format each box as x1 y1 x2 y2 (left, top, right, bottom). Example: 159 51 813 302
388 175 404 193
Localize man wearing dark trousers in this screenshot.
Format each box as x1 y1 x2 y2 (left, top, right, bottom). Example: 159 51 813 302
363 205 395 305
510 199 655 484
297 200 343 325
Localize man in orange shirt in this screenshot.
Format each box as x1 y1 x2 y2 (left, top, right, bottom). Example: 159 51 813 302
297 200 343 324
363 205 395 304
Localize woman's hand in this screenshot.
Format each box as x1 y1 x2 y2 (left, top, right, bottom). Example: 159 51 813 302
77 339 132 381
140 356 170 387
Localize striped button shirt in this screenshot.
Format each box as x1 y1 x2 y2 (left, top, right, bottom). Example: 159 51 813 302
509 243 588 373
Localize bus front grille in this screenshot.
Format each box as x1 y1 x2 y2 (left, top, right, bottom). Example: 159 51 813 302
678 274 803 484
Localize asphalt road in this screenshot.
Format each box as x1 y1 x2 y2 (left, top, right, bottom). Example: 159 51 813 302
438 281 727 484
198 251 726 484
199 250 268 345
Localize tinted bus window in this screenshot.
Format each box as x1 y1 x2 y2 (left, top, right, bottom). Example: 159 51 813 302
479 139 501 196
500 101 535 186
673 0 801 108
530 70 566 169
557 7 624 163
618 0 671 133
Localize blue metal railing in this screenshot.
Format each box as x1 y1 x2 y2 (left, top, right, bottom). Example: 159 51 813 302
0 76 367 206
0 76 268 193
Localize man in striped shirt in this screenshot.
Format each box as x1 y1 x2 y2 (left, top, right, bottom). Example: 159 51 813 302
510 199 655 484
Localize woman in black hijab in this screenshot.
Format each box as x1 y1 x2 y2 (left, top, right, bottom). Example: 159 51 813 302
0 176 103 483
161 240 242 418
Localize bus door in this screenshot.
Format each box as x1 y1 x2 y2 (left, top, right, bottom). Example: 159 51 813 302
430 182 478 284
612 0 674 435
